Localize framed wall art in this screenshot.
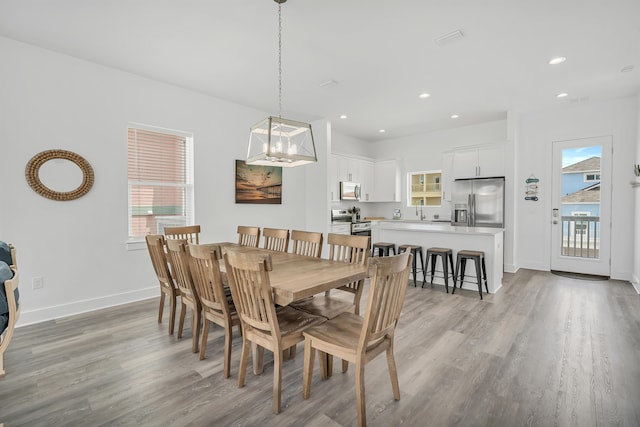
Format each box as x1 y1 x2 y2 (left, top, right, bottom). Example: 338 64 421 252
235 160 282 204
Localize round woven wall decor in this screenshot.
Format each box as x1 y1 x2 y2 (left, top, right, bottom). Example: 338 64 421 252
25 149 94 201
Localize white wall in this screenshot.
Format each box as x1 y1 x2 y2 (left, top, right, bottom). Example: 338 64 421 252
0 37 327 325
515 97 637 281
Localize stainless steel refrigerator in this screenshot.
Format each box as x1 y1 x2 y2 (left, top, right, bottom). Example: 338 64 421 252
451 177 505 227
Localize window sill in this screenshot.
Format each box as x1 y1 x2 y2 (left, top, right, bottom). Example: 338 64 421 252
126 240 147 251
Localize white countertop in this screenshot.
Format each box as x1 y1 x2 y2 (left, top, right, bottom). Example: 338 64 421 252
372 219 504 236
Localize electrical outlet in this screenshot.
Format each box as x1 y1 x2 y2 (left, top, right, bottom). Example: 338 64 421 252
32 276 44 290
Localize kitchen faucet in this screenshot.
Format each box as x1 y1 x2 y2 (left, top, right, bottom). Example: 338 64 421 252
416 205 425 220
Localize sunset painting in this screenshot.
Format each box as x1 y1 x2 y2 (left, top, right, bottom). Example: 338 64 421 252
235 160 282 204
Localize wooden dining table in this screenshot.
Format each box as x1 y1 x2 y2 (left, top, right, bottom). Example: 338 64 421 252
211 242 369 375
212 242 369 306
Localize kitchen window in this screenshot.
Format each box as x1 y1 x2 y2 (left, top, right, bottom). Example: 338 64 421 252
407 170 442 207
127 123 194 244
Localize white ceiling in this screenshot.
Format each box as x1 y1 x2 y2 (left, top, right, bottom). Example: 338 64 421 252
1 0 639 141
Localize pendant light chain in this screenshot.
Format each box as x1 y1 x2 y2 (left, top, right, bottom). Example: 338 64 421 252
278 2 283 119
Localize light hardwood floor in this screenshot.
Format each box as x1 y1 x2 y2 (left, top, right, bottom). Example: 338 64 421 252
1 269 639 426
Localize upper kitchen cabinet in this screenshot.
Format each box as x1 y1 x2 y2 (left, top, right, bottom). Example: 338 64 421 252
453 144 505 179
330 155 373 201
374 160 400 202
359 160 374 202
328 155 341 201
441 152 454 202
337 155 361 182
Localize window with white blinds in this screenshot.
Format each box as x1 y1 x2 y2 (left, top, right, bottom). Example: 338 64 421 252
127 124 194 240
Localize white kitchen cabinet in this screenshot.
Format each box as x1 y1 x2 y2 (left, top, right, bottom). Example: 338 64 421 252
453 145 505 179
337 155 361 182
328 155 341 201
373 160 400 202
441 152 454 202
359 160 374 202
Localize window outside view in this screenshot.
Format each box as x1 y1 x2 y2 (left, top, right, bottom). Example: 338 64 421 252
561 146 602 258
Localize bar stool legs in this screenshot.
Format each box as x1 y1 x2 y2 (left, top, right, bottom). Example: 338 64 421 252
453 250 488 299
423 248 455 293
397 245 424 287
371 242 396 258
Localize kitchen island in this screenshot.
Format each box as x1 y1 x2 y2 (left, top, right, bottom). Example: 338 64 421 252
371 220 504 294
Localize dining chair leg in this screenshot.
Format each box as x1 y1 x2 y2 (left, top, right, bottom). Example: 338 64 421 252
326 354 334 378
223 324 232 379
289 344 297 358
238 338 250 388
158 292 165 323
192 308 201 353
253 344 265 375
168 294 177 335
177 303 187 339
356 361 367 427
199 319 210 361
342 359 349 373
318 351 328 380
386 342 401 400
273 345 283 414
303 339 315 399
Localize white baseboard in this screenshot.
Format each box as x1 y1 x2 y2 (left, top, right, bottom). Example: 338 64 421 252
517 260 549 271
504 263 518 273
17 287 158 327
631 273 640 294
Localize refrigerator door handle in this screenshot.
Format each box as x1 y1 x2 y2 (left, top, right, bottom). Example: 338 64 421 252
469 194 475 226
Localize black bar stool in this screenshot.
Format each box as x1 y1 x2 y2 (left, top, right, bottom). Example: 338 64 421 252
397 244 424 287
371 242 396 257
424 247 456 293
453 250 488 299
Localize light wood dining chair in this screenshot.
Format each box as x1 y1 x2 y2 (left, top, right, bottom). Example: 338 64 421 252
145 234 180 335
290 230 323 258
237 226 260 248
224 248 325 414
187 243 241 378
165 239 202 353
291 233 370 319
164 225 201 244
262 227 290 252
302 251 413 427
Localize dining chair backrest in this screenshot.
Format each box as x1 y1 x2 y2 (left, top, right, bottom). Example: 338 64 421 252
290 230 323 258
145 234 174 289
237 226 261 248
360 252 412 351
224 249 280 339
262 228 290 253
327 232 370 291
164 225 201 244
187 244 229 316
165 238 198 303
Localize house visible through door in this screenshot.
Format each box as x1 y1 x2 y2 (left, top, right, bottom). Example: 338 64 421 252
551 136 612 277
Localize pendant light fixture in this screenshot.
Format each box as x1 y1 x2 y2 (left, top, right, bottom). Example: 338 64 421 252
246 0 317 167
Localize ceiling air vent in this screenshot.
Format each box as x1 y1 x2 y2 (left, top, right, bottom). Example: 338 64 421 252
434 30 464 46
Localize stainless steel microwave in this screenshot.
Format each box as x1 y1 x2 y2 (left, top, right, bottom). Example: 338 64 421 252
340 181 360 200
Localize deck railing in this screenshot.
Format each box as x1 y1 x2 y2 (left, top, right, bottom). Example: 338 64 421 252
560 215 600 258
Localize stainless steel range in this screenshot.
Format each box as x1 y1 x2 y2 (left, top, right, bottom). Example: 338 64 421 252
331 209 372 236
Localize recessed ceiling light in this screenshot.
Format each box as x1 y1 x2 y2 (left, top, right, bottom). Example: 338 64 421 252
340 115 348 119
450 114 459 119
419 93 431 99
379 129 386 133
549 57 566 65
556 92 569 98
